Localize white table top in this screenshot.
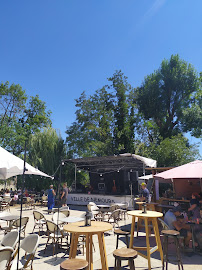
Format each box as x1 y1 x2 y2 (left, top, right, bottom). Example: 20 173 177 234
114 203 126 207
97 204 110 208
60 216 84 223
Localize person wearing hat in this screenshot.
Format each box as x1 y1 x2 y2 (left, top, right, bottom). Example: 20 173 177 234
139 182 150 202
164 206 192 247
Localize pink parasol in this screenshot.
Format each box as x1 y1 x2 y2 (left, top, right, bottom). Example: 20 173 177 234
154 160 202 179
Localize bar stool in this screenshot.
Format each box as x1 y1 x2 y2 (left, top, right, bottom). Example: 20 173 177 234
113 248 138 270
60 258 88 270
162 230 183 270
114 229 130 248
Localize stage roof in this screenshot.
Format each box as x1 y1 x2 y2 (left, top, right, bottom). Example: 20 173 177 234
63 153 157 173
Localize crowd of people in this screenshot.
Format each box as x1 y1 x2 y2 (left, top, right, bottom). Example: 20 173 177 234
0 183 69 210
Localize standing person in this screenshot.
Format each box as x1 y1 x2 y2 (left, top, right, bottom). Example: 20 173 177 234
47 185 55 213
61 183 68 207
139 183 150 202
188 192 201 221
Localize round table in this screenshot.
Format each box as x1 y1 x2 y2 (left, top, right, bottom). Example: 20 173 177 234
0 215 19 221
60 216 84 223
128 210 163 270
63 221 112 270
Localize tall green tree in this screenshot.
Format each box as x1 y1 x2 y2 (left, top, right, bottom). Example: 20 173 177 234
66 71 137 157
28 128 65 176
108 71 136 153
0 82 51 155
26 127 67 190
66 88 115 157
136 54 200 140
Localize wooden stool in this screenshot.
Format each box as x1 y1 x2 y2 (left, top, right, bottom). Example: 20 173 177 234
114 229 130 249
60 258 88 270
113 248 138 270
162 230 183 270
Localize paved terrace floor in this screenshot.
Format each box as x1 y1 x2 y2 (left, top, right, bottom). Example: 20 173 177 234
0 204 201 270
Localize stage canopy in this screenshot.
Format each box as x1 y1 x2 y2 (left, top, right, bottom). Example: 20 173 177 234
63 153 157 173
0 146 52 180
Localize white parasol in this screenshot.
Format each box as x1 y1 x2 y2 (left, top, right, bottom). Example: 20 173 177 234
0 146 52 179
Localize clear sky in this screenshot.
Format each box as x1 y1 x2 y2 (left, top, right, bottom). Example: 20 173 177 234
0 0 202 154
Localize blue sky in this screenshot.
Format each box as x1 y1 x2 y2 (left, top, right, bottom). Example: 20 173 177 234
0 0 202 154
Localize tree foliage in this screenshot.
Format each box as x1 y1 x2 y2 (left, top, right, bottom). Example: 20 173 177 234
28 128 65 175
66 57 201 167
136 54 200 140
137 134 200 167
66 71 137 158
0 82 51 155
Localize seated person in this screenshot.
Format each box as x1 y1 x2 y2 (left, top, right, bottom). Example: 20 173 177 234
3 189 10 199
11 192 18 205
24 189 29 197
139 182 150 202
164 206 192 247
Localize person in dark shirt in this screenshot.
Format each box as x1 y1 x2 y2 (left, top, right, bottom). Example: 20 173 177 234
139 182 150 202
61 183 68 206
188 192 200 220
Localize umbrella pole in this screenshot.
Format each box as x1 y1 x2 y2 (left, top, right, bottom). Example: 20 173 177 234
17 141 27 270
55 160 63 260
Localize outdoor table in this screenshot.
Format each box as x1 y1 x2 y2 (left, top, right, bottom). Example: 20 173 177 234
97 204 110 209
128 210 163 270
60 216 84 223
113 203 127 208
0 215 19 229
63 221 112 270
0 215 19 222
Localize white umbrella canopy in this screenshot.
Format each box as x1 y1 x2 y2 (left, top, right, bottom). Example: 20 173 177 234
0 146 52 180
138 174 153 180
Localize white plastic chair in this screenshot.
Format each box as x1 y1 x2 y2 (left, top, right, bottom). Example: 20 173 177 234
60 206 69 211
0 231 19 250
52 212 66 225
10 234 40 270
87 203 101 220
59 209 70 217
0 246 14 270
